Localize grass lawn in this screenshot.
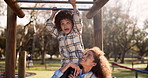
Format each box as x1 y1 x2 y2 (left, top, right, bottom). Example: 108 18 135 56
26 59 148 78
26 71 54 78
112 69 148 78
0 59 148 78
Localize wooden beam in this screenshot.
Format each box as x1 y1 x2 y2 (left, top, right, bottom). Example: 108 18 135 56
4 0 25 18
86 0 109 19
93 10 103 50
17 0 94 4
5 6 17 78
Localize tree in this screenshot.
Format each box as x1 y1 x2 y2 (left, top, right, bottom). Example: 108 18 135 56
81 11 94 48
0 0 6 15
133 19 148 63
103 2 137 63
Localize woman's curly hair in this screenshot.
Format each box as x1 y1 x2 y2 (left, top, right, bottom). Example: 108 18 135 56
84 47 112 78
54 10 74 32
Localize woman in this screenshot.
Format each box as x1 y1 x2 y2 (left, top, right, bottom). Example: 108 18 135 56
51 47 112 78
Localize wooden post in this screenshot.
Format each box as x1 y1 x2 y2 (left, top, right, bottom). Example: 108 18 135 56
18 51 26 78
5 6 17 78
93 9 103 50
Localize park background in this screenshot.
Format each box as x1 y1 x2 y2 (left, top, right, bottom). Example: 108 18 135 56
0 0 148 78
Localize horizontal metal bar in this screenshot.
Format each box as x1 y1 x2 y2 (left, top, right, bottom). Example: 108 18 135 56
21 7 90 11
16 0 94 4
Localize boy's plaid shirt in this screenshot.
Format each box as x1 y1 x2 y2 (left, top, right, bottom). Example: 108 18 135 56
46 11 84 65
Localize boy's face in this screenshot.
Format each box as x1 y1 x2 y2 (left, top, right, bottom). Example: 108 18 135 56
60 19 72 34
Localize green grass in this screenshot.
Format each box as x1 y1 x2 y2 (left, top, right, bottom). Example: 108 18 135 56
112 70 147 78
0 58 147 78
112 64 148 78
26 71 54 78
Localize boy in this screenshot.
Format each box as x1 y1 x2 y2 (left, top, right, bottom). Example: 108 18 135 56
46 0 84 77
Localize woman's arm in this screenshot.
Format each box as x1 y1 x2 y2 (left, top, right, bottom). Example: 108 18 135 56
51 62 80 78
60 62 80 76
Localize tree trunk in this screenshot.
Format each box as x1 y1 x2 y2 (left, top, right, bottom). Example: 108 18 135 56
41 34 45 64
121 52 126 63
41 50 45 64
114 54 118 62
140 56 144 64
145 63 148 71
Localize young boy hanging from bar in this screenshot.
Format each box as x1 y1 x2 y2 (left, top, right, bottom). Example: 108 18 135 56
45 0 84 77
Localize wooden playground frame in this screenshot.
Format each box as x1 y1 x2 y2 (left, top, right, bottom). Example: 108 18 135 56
3 0 109 78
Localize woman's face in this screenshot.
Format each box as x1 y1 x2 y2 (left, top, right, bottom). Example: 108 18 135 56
60 19 72 34
80 51 96 67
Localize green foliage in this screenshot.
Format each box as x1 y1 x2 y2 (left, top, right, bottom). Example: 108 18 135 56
81 12 94 48
103 5 148 63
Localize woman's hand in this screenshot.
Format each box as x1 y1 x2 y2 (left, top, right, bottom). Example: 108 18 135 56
68 62 80 76
68 74 77 78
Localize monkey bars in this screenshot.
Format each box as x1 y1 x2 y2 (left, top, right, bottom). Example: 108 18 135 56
4 0 109 78
17 0 93 11
20 7 90 11
4 0 109 18
16 0 94 4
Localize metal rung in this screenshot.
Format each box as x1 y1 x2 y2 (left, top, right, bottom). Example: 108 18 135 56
16 0 94 4
21 7 90 11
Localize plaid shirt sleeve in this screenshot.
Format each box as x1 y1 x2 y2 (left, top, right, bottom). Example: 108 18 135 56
73 10 83 34
46 19 59 37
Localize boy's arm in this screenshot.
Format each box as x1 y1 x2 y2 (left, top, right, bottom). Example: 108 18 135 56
48 7 58 20
69 0 83 34
46 8 59 37
69 0 77 11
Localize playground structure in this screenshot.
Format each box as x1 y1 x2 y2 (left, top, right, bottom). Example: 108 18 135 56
112 62 148 78
3 0 109 78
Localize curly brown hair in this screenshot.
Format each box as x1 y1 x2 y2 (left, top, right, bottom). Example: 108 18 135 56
54 10 74 32
84 47 112 78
